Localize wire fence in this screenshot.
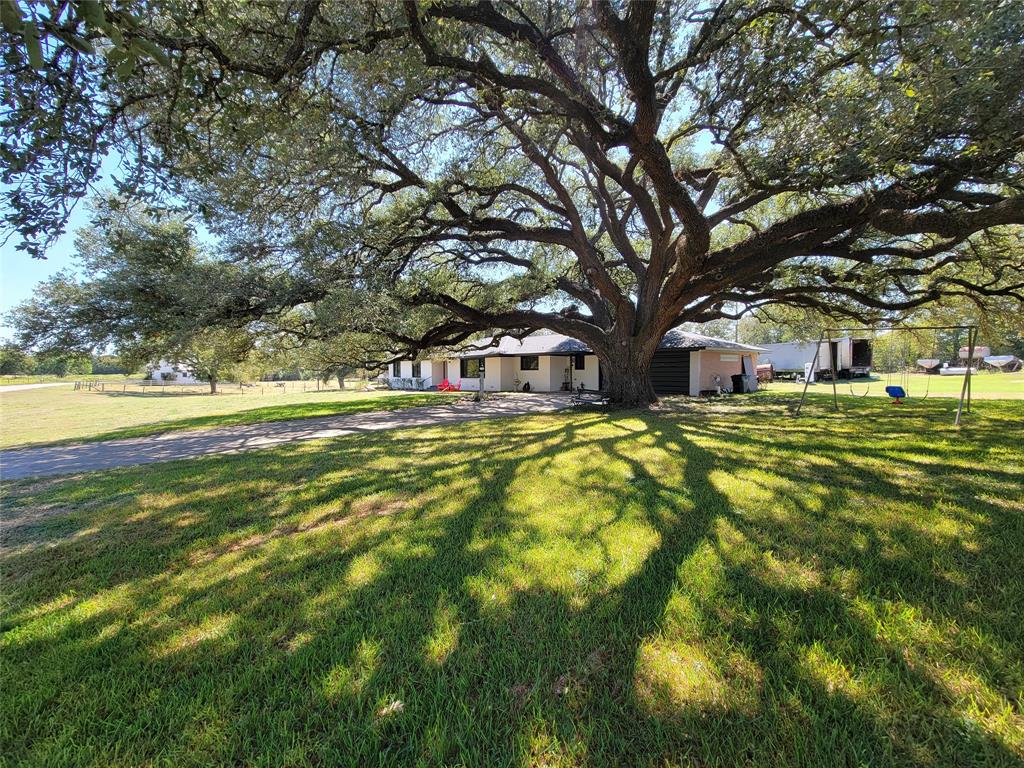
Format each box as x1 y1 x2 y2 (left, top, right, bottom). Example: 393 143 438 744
72 379 376 395
1 374 126 386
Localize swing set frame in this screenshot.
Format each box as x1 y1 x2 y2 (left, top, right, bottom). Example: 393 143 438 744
794 324 978 425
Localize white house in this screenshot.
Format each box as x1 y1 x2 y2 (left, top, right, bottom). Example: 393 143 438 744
384 330 764 396
147 360 201 384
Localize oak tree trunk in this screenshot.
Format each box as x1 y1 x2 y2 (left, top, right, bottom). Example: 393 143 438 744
597 338 659 408
209 376 218 395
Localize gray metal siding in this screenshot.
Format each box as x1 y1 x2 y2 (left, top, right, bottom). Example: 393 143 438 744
649 350 691 395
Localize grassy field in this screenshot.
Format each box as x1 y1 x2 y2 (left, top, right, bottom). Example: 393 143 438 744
766 370 1023 400
0 387 463 449
2 394 1021 766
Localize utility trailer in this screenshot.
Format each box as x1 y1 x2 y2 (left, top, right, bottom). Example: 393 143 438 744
759 337 873 380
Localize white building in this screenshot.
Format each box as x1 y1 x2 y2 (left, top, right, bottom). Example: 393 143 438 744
759 337 873 378
384 330 764 396
147 360 202 384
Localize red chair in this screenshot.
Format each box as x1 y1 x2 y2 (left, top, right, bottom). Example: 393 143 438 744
438 379 460 392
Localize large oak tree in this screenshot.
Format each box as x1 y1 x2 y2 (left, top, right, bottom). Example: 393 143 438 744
4 0 1024 404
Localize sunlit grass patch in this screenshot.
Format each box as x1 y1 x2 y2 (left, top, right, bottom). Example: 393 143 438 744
0 387 467 448
155 613 236 658
1 395 1022 766
635 639 729 711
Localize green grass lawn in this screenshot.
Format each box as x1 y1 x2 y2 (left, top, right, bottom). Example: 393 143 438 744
0 388 463 449
2 394 1021 766
766 370 1024 399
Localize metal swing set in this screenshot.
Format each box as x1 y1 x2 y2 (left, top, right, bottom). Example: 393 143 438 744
795 324 978 425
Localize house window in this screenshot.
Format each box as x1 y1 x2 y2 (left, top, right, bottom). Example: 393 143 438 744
411 361 421 378
520 355 539 371
573 353 586 370
460 358 483 378
392 361 401 377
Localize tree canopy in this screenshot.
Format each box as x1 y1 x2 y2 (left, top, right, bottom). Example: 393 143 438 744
6 196 402 390
3 0 1023 403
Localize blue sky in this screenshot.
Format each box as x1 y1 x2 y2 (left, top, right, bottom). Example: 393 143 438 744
1 205 89 338
1 153 126 338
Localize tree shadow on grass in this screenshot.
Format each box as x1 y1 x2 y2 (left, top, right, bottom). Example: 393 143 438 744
1 402 1022 766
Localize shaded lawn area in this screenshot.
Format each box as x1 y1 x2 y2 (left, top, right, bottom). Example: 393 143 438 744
0 388 465 449
2 396 1022 767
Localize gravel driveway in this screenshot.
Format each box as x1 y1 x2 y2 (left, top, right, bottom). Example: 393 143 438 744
0 393 571 480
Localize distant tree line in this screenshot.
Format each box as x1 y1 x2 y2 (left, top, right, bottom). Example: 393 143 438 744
0 345 135 377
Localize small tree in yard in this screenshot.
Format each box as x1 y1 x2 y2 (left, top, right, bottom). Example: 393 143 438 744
164 328 254 394
6 197 262 393
4 1 1024 405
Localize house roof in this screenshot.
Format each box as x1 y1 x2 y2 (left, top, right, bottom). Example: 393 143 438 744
459 333 589 358
456 330 764 358
658 329 766 353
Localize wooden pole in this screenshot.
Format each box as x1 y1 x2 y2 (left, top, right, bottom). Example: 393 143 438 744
795 331 824 417
828 331 839 411
967 326 975 414
955 327 975 426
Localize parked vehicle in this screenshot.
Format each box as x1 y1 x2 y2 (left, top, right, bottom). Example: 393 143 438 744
758 337 873 380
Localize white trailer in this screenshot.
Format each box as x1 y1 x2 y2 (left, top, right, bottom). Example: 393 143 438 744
759 337 873 379
758 341 818 374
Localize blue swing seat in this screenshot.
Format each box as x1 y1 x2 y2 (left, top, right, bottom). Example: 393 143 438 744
885 385 906 403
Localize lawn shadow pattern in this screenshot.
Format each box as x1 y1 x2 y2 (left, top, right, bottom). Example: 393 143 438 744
2 396 1022 766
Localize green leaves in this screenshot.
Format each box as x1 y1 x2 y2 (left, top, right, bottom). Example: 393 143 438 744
77 0 105 30
22 19 44 69
130 37 170 67
109 47 136 79
3 0 172 73
1 0 24 35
